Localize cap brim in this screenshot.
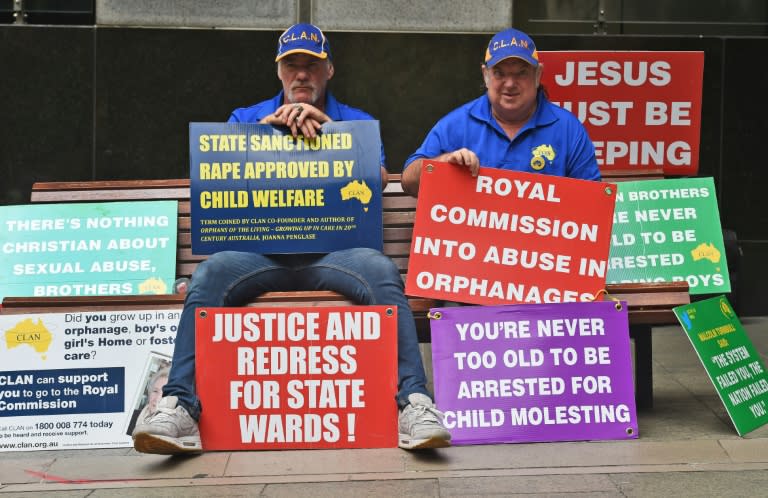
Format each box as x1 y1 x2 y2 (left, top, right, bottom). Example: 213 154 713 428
486 54 538 68
275 49 329 62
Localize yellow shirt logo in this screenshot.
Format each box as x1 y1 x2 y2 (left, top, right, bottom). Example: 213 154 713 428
531 144 555 170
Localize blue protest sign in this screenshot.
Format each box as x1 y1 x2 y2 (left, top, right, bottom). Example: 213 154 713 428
189 122 383 254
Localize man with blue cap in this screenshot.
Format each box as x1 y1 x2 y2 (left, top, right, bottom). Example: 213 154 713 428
230 24 375 145
132 23 451 455
402 27 600 195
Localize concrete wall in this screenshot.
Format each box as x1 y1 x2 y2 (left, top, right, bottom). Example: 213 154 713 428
96 0 298 28
95 0 510 31
2 4 767 314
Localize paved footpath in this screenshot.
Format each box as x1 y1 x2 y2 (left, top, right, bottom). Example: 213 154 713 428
2 319 767 497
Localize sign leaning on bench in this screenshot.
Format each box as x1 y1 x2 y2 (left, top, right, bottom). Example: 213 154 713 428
0 201 178 302
607 177 730 295
189 121 383 255
194 306 398 449
0 308 180 452
674 296 768 436
430 301 638 445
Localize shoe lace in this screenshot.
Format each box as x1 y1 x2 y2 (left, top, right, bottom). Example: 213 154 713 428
409 403 445 425
145 405 177 424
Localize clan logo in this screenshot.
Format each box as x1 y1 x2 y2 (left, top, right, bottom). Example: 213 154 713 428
139 277 168 294
719 298 735 319
530 144 555 170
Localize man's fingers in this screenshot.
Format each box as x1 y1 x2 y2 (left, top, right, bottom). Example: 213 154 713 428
267 104 327 137
300 118 324 138
467 162 480 177
274 106 290 121
444 149 479 176
289 105 303 126
460 150 480 176
305 117 323 136
444 151 462 164
300 121 315 138
287 120 299 137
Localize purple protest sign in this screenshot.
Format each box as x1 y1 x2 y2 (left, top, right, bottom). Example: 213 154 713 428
431 301 638 445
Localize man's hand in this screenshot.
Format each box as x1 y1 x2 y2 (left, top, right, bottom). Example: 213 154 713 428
437 148 480 177
402 148 482 198
260 103 332 138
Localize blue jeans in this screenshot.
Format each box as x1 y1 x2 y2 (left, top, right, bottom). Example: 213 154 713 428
163 248 431 419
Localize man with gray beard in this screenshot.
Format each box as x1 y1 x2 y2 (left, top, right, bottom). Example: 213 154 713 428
132 23 451 455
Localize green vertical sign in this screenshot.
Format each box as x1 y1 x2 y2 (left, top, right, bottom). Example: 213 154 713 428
674 296 768 435
607 177 730 294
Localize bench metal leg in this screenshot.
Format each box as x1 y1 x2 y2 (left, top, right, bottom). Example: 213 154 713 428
630 324 654 410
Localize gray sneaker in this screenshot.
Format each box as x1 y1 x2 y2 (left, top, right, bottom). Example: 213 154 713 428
398 393 451 450
132 396 202 455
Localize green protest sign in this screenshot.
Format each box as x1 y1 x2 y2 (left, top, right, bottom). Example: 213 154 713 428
607 177 729 294
674 296 768 435
0 201 178 300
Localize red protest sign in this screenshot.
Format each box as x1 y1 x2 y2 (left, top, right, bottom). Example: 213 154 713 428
539 51 704 176
195 306 398 450
404 162 615 305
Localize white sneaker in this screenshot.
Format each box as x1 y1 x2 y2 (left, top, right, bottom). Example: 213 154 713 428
398 393 451 450
132 396 202 455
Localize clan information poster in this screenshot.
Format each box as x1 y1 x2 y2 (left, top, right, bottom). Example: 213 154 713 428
1 309 180 451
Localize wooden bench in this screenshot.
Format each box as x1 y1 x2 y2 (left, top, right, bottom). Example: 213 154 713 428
1 173 689 408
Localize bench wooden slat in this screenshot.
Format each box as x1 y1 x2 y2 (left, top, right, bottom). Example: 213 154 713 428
30 178 412 198
1 282 687 322
0 293 438 313
600 168 665 182
601 281 689 324
31 187 191 203
31 179 191 190
31 178 410 193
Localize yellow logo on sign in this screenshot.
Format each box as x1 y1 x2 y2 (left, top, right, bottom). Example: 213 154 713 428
340 180 373 212
4 319 52 360
139 277 168 294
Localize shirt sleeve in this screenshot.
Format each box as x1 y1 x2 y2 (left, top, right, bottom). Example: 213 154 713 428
403 119 452 170
566 122 601 181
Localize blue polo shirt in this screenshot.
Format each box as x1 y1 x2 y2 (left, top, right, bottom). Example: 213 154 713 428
404 91 599 180
228 90 386 166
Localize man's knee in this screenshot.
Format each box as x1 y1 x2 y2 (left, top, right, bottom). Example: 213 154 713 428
191 251 237 286
348 248 400 278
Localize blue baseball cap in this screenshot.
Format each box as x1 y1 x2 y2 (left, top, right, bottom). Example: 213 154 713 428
275 23 331 62
484 28 539 68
